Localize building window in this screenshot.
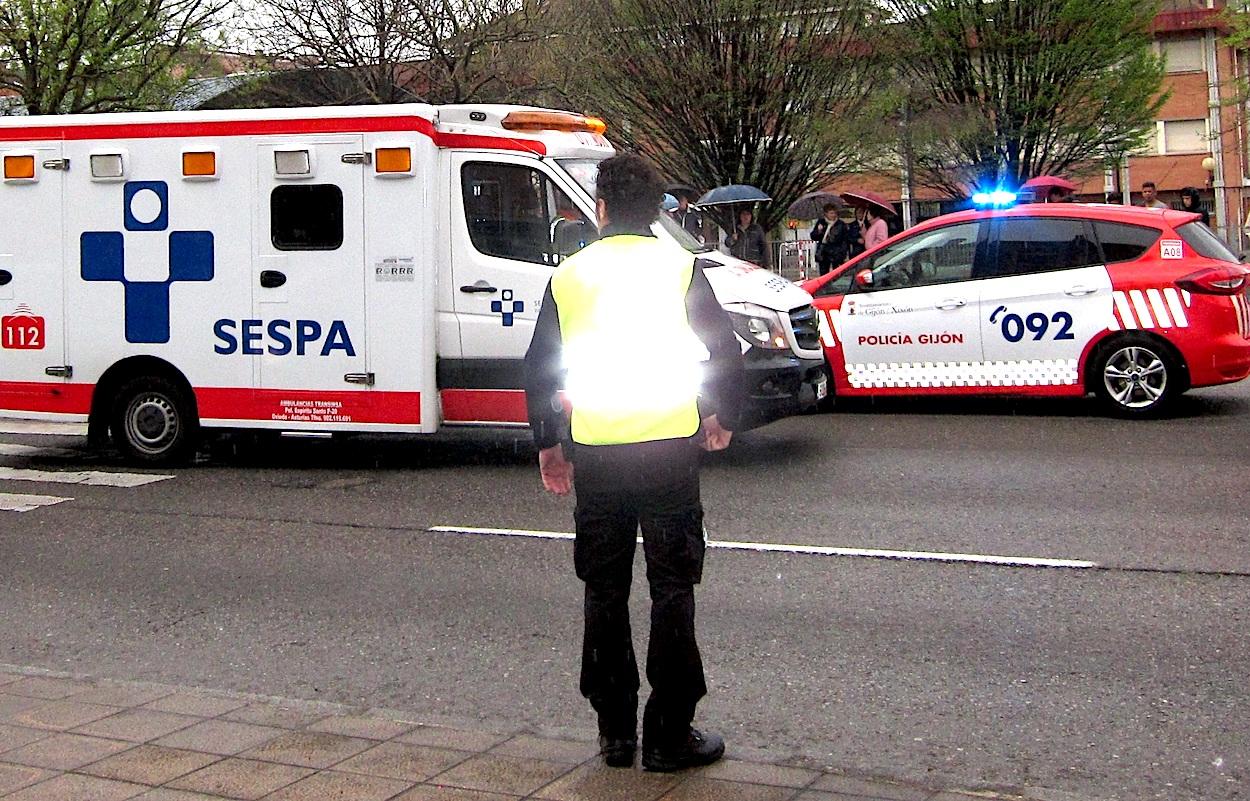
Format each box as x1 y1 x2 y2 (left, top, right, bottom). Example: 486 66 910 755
1162 119 1209 154
1158 36 1205 73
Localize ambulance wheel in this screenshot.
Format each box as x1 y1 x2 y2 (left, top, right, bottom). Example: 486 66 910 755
1091 335 1180 418
110 376 198 465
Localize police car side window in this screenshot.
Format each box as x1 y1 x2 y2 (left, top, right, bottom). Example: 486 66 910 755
859 222 981 291
271 185 344 251
1092 221 1162 264
461 162 593 265
988 218 1097 277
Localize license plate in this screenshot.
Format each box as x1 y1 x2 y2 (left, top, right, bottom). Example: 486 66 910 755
815 374 829 401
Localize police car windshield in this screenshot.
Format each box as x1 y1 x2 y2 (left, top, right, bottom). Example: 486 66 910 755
556 158 713 254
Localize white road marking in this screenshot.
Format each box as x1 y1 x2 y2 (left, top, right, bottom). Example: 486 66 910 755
0 420 88 437
0 467 173 488
0 493 73 513
0 443 77 458
429 526 1098 570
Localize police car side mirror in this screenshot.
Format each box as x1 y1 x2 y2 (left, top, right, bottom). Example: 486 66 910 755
854 268 874 288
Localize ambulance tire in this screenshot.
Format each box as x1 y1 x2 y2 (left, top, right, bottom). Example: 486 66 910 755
1090 334 1182 419
110 376 199 465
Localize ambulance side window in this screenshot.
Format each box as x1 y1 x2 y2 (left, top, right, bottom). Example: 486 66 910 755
461 162 593 265
271 185 344 251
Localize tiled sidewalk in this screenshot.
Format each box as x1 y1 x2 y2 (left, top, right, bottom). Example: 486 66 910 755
0 666 1092 801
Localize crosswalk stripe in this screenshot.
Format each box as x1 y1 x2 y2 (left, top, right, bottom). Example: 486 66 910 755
0 420 88 437
0 493 73 513
0 443 77 458
0 467 172 488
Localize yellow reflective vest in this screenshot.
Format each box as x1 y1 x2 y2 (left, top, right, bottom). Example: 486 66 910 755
551 235 708 446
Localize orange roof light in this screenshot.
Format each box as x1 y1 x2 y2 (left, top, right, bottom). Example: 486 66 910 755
3 154 35 180
375 147 412 174
501 111 607 136
182 151 217 177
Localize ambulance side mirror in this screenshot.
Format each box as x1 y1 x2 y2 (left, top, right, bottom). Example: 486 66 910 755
552 218 592 258
854 268 874 289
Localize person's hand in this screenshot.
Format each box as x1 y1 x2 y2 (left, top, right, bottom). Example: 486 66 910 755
699 415 733 452
538 444 574 495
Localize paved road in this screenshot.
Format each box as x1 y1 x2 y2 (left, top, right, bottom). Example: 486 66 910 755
1 382 1247 800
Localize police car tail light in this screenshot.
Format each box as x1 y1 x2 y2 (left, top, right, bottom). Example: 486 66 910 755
3 154 35 180
501 111 607 135
1176 266 1250 296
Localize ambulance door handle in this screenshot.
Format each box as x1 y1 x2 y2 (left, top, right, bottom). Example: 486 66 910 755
1065 286 1097 297
460 281 498 294
935 299 966 310
260 270 287 288
0 270 11 286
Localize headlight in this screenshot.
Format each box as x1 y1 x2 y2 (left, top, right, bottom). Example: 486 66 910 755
725 302 789 350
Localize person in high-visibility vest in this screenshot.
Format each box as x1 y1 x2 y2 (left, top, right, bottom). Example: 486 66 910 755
524 153 744 772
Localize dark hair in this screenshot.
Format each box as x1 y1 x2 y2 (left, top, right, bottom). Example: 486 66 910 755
1142 181 1157 190
1179 186 1201 208
595 154 663 229
822 203 837 212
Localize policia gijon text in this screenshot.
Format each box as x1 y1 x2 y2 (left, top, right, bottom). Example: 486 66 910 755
524 154 745 772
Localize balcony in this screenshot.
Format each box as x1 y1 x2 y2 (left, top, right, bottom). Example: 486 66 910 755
1154 0 1227 33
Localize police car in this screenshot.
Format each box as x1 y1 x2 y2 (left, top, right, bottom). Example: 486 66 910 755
800 200 1250 416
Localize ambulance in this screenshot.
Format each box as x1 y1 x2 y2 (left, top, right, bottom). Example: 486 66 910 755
0 104 825 463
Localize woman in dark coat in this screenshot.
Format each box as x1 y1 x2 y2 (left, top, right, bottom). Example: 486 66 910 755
725 208 771 268
811 203 849 275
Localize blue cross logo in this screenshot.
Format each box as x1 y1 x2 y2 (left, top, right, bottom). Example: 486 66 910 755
491 289 524 327
81 181 214 344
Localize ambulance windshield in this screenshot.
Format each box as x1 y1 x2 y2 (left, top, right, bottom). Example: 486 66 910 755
556 158 714 254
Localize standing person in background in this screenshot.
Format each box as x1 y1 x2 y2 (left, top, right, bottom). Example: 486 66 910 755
848 207 866 259
670 191 705 244
1179 187 1210 226
525 153 745 773
811 204 848 275
1137 181 1169 209
725 207 771 268
862 205 890 251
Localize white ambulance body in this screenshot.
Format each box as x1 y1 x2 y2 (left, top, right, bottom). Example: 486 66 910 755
0 104 824 463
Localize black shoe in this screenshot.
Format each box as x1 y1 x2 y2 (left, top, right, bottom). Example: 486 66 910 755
598 735 637 768
641 728 725 772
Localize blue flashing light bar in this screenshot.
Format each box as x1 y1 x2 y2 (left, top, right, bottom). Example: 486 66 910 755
972 189 1018 208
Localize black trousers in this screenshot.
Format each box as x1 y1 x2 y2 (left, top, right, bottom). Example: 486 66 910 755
572 438 707 748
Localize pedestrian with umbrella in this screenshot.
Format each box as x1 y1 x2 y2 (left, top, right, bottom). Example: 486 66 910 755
842 190 896 252
697 184 773 269
667 185 705 243
1021 176 1078 204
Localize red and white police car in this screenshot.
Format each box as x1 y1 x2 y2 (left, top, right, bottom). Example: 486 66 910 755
800 202 1250 416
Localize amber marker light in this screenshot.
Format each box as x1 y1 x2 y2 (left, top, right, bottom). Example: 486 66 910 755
375 147 412 173
3 154 35 180
501 111 608 135
182 151 217 177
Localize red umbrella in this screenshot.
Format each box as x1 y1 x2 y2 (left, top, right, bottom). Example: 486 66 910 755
839 189 897 217
1021 176 1078 192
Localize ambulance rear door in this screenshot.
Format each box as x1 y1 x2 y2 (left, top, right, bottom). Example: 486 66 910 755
253 138 369 426
0 144 70 413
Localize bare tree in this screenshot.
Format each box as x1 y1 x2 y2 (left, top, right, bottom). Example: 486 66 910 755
244 0 551 106
0 0 228 114
884 0 1167 196
555 0 883 231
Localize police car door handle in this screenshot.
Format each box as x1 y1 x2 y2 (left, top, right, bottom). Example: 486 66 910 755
935 299 966 310
1065 285 1097 297
260 270 287 288
460 281 498 294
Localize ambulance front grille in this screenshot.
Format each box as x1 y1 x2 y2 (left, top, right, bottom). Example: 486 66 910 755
789 305 821 351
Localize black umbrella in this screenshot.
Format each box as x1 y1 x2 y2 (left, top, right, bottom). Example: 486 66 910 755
787 191 844 220
696 184 771 207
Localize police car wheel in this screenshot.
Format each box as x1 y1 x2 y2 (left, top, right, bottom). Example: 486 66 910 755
111 377 198 464
1092 336 1178 417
